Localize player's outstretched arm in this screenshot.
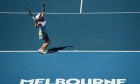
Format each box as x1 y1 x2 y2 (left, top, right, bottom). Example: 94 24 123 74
41 3 45 18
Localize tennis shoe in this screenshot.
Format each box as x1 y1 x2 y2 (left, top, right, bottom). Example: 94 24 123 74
38 49 42 53
41 50 47 54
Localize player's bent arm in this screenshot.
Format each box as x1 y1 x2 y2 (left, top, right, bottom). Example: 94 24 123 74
34 19 37 22
34 19 38 28
35 22 41 28
41 3 45 18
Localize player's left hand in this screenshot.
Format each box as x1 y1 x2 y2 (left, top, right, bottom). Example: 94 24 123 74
42 3 45 6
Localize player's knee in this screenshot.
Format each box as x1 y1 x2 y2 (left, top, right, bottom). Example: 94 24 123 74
46 39 50 44
47 40 50 44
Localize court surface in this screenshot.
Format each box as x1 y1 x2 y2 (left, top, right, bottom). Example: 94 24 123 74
1 0 140 50
0 52 140 84
0 0 140 84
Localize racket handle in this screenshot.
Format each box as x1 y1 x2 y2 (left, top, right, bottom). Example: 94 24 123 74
32 16 35 19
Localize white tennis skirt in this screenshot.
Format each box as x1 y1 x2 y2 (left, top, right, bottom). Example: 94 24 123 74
39 31 47 39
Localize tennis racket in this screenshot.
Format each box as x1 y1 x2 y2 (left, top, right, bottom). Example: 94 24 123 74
24 5 35 19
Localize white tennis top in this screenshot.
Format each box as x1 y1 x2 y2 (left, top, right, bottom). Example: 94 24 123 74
39 20 46 33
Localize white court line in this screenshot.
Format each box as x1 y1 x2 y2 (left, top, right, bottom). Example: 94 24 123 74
1 50 140 52
59 50 140 52
80 0 84 13
0 51 37 52
1 12 140 15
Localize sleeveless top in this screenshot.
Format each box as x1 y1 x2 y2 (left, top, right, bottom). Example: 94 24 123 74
39 19 46 33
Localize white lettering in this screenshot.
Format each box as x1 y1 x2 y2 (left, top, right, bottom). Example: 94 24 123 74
117 79 126 84
104 79 115 84
56 79 65 84
45 79 51 84
81 78 92 84
93 79 103 84
66 79 80 84
20 79 34 84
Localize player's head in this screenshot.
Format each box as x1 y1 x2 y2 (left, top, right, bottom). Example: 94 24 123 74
35 13 42 21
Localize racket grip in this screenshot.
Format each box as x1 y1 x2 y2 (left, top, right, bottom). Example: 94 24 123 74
32 16 35 19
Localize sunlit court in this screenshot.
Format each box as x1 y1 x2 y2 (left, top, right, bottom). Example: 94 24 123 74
0 0 140 84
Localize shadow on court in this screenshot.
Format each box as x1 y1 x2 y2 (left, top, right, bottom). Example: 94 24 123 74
47 46 74 53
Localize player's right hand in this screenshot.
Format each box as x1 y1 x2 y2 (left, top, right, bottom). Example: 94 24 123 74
34 19 37 22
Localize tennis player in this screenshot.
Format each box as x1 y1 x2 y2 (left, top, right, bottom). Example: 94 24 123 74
33 3 50 54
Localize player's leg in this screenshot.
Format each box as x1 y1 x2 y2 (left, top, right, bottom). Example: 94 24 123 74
40 34 50 50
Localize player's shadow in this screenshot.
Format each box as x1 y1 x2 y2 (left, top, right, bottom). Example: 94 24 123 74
48 46 73 53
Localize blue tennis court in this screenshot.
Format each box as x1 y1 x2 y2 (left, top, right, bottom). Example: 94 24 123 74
0 0 140 84
0 52 140 84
